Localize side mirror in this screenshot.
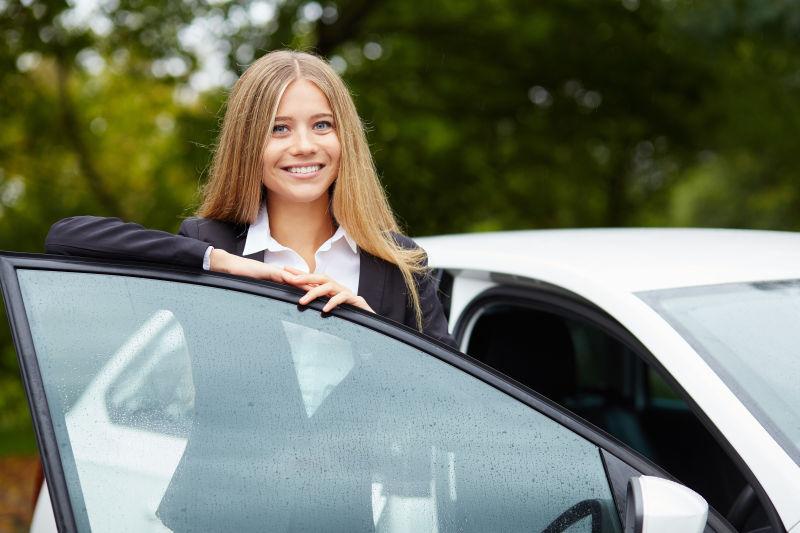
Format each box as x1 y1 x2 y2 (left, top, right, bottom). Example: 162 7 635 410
625 476 708 533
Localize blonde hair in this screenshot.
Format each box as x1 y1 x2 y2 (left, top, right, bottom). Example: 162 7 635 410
198 50 427 329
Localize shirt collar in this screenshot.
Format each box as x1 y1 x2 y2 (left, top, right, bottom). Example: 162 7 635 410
242 205 358 256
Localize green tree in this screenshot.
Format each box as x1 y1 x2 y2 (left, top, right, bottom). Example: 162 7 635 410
2 0 800 453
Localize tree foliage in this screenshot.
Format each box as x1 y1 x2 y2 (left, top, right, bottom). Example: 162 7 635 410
2 0 800 448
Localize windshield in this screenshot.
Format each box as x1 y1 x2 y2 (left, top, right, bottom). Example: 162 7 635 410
639 279 800 464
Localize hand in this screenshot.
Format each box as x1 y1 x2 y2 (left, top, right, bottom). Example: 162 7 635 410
282 266 374 313
209 249 287 284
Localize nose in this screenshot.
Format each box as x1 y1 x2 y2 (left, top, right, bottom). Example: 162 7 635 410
289 126 317 156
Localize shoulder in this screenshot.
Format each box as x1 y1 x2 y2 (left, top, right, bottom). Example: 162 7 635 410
180 217 245 234
179 217 247 247
384 232 432 277
361 233 426 265
178 218 200 238
389 232 426 254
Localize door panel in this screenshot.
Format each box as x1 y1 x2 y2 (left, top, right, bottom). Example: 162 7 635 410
2 260 622 533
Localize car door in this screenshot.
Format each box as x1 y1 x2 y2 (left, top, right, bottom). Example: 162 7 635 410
450 282 778 533
1 253 708 532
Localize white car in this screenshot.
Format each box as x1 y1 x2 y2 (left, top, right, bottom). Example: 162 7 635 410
418 228 800 533
3 227 797 532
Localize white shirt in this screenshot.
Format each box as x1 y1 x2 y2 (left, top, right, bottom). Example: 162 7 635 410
203 206 361 293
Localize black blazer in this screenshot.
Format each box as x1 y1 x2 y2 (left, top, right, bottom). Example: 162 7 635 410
45 216 456 348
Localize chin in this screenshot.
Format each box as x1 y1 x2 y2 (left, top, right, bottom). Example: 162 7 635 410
271 186 332 205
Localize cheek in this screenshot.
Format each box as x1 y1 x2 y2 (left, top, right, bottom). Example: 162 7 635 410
327 138 342 169
262 143 281 167
261 153 280 187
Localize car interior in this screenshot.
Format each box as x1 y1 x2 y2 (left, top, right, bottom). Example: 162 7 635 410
464 303 772 533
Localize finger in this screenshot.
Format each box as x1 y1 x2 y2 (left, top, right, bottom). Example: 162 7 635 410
281 272 319 291
252 263 286 284
281 269 305 284
272 266 292 283
286 272 331 286
283 274 315 287
280 269 304 284
300 284 334 305
322 291 353 313
298 282 337 305
283 265 306 275
351 296 375 313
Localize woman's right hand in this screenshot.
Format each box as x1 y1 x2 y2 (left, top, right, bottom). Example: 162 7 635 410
209 249 288 284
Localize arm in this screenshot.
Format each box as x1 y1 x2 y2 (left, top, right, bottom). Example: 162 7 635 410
46 215 290 284
45 216 209 268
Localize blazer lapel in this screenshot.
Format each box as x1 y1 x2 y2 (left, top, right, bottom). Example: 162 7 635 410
358 251 385 313
231 225 265 261
243 250 266 261
232 226 246 256
225 222 268 261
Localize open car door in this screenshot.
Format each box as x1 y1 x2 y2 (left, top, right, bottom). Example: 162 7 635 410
1 253 723 533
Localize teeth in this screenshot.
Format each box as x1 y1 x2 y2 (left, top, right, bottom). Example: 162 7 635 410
287 165 320 174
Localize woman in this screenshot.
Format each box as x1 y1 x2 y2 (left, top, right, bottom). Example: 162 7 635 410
46 50 454 347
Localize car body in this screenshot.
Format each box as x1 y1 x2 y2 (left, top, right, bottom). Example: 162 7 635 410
3 227 798 532
417 228 800 533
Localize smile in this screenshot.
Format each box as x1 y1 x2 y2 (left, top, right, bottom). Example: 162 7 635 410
283 164 323 175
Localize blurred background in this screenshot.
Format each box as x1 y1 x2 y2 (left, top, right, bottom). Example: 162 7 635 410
2 0 800 528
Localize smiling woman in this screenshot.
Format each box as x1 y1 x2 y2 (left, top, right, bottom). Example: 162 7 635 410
45 50 454 347
261 80 342 231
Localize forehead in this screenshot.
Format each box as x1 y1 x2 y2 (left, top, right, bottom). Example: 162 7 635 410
276 79 332 115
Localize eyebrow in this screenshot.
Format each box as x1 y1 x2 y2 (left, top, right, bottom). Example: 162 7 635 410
274 113 334 122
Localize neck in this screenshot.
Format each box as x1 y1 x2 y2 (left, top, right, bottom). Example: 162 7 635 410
267 194 334 267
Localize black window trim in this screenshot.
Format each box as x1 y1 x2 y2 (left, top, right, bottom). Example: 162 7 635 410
0 257 78 532
0 252 763 532
453 283 782 533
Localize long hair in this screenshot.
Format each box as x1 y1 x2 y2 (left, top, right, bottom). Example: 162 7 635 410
198 50 427 329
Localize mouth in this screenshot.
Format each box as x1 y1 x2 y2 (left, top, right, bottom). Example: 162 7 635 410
281 163 324 176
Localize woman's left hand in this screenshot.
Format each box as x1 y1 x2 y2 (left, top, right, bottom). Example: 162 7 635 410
282 266 375 314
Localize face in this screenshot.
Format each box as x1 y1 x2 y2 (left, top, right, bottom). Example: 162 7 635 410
262 79 341 207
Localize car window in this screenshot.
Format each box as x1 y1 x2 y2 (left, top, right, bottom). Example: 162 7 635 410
646 366 682 406
105 311 194 438
16 269 620 533
464 301 762 526
641 280 800 465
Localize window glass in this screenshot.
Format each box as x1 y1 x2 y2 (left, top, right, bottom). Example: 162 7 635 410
646 367 681 405
18 270 619 533
642 280 800 463
465 302 748 518
568 320 634 402
105 311 194 438
466 305 635 413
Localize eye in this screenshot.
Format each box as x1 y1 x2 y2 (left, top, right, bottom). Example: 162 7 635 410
313 120 333 131
272 124 289 134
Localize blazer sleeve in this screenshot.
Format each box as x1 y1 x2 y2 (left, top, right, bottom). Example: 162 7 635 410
391 233 457 349
45 216 209 269
415 255 459 349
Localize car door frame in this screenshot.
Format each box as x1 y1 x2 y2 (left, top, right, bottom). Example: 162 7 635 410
450 281 783 533
1 253 738 532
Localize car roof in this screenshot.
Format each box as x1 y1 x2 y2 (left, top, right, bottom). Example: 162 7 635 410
416 228 800 293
